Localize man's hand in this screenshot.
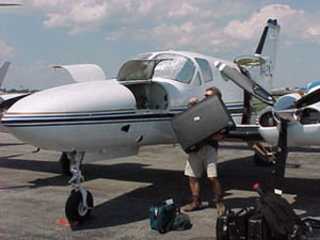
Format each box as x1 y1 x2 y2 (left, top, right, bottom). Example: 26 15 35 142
188 97 199 107
211 131 225 141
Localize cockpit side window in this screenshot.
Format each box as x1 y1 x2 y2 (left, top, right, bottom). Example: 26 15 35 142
195 58 213 82
153 53 195 84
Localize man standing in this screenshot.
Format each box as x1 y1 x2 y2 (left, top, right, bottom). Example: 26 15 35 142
182 87 225 216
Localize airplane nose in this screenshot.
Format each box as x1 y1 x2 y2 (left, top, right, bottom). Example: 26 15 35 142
1 81 138 151
5 81 136 115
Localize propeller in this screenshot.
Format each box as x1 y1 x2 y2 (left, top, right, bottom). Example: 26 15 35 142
214 61 275 105
295 87 320 109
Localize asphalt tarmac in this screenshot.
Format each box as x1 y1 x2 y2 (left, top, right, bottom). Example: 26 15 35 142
0 131 319 240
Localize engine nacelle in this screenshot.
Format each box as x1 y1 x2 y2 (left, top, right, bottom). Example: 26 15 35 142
257 107 277 127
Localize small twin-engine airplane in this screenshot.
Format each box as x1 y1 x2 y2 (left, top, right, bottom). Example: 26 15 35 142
2 19 317 223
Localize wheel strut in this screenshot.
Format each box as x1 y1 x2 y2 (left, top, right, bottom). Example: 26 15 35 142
65 151 94 223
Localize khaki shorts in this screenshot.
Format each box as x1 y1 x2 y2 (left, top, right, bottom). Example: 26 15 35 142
184 145 218 178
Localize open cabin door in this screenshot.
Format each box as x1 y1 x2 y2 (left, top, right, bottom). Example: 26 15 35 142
118 60 170 110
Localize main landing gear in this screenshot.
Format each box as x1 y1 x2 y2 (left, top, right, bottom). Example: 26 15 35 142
65 152 94 223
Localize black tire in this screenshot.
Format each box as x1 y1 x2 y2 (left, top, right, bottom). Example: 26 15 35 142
253 152 273 167
59 152 72 176
65 190 94 223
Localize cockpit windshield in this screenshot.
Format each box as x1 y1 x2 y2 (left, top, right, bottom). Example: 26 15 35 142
152 53 195 84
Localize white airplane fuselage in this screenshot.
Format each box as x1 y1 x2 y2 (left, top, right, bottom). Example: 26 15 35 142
2 51 244 161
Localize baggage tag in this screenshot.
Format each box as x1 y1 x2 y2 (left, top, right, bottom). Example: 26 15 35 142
165 198 174 205
154 208 158 216
193 116 201 122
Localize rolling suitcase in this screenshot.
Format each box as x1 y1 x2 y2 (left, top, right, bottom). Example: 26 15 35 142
172 95 235 153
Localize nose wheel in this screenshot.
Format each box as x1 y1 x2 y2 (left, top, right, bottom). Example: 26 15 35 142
65 189 93 223
65 151 94 224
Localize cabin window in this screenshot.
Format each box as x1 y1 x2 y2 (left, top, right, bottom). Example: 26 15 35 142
152 53 195 84
195 72 202 86
195 58 213 82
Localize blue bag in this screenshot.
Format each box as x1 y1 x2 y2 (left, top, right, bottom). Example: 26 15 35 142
149 199 177 234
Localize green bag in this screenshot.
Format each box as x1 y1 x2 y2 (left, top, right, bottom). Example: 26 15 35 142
172 212 192 231
149 199 177 234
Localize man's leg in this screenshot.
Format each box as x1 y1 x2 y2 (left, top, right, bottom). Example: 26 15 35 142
205 146 225 216
182 176 202 212
208 177 225 216
183 155 203 212
208 177 223 202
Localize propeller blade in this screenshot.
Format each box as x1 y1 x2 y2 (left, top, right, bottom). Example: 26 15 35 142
214 61 275 105
295 88 320 109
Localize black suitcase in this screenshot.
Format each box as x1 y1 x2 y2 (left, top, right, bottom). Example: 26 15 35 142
172 95 235 153
216 208 255 240
216 214 229 240
248 216 270 240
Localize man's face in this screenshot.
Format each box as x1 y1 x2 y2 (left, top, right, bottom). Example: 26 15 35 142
205 90 214 98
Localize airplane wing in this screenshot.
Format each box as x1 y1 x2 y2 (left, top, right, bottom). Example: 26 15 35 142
226 125 263 141
52 64 106 83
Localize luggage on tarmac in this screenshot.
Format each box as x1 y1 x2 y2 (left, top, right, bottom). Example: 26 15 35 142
216 208 256 240
172 212 192 231
149 199 192 234
247 215 269 240
172 95 235 153
216 185 320 240
149 199 177 234
255 190 303 240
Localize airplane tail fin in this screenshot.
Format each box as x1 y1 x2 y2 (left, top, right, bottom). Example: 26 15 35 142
0 61 10 88
234 19 280 91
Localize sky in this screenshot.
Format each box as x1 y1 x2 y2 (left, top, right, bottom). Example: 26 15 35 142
1 0 320 90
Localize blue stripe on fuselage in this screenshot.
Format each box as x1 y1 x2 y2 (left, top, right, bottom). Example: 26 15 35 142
2 105 244 127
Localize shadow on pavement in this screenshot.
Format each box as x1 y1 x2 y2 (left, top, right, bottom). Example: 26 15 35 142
0 155 319 230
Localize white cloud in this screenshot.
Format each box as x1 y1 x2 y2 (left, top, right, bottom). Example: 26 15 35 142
224 4 320 45
29 0 249 33
29 1 320 53
30 0 108 33
224 4 303 40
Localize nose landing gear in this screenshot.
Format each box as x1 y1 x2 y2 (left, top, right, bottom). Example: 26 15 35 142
64 152 94 223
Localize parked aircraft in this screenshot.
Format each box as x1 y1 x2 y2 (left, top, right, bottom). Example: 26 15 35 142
1 19 285 223
0 62 31 114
